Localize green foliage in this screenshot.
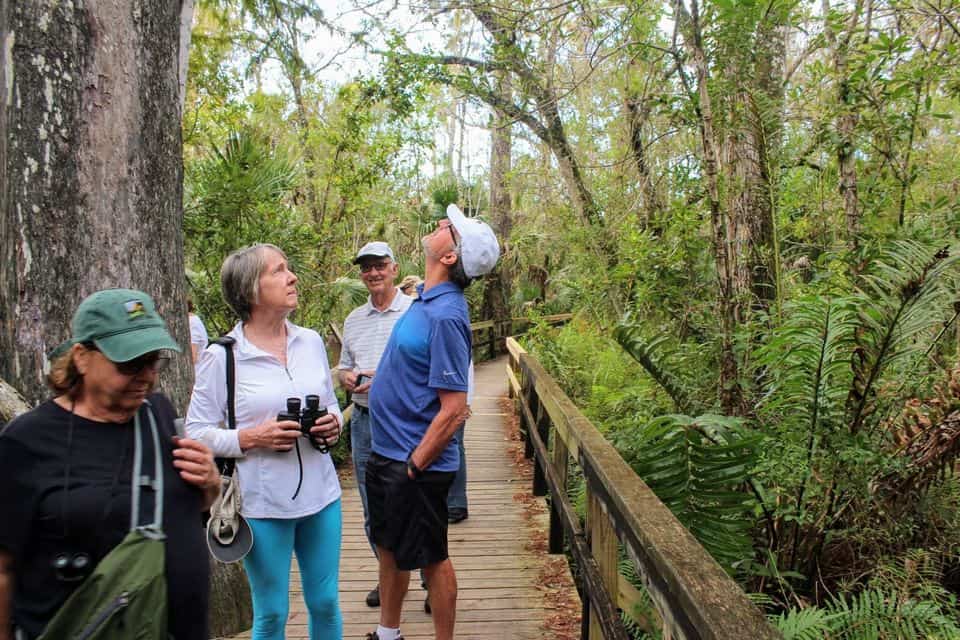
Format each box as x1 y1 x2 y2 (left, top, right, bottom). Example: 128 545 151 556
846 240 959 434
774 588 960 639
614 414 760 570
184 129 321 333
614 323 704 415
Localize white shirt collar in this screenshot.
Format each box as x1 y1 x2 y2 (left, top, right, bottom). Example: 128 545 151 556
229 319 305 360
364 287 408 315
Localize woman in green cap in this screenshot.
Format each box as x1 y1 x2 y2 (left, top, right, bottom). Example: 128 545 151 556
0 288 221 640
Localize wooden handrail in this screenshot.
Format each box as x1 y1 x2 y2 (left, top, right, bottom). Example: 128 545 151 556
328 313 574 362
505 336 782 640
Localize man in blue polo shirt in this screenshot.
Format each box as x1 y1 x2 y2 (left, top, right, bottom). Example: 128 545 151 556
364 205 499 640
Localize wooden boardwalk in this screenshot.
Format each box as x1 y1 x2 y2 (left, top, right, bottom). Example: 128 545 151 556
229 356 580 639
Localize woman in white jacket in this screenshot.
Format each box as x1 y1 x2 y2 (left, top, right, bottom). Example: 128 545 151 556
186 243 343 640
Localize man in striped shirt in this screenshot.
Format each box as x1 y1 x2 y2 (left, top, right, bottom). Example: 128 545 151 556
337 241 413 608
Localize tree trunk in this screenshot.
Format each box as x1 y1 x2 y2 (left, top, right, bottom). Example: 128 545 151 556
1 1 251 633
178 0 195 114
208 559 254 637
481 70 513 344
823 0 864 251
1 0 191 408
0 376 29 426
680 0 744 415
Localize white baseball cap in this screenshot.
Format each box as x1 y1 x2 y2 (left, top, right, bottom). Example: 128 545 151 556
446 204 501 278
353 241 395 264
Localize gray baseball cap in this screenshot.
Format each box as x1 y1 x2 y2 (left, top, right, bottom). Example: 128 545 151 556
352 241 395 264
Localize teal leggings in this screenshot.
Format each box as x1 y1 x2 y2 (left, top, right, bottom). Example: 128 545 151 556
243 499 343 640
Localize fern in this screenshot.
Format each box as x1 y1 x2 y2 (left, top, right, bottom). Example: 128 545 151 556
614 324 700 415
773 606 836 640
847 241 959 435
772 588 960 640
828 588 960 639
617 414 760 569
754 294 859 566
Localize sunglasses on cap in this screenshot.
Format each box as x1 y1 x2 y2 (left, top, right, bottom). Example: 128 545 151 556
82 342 171 375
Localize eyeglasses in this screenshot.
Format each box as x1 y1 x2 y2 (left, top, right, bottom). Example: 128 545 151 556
360 261 392 274
83 343 170 375
437 220 460 251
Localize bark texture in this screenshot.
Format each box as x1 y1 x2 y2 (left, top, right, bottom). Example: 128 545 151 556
481 68 513 340
1 0 192 408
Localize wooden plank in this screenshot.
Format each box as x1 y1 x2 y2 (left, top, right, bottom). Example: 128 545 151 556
550 434 569 554
588 490 621 640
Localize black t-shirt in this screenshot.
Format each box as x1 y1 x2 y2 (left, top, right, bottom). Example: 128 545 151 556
0 394 210 639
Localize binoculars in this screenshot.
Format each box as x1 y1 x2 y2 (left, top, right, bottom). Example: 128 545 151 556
277 395 330 453
52 551 91 582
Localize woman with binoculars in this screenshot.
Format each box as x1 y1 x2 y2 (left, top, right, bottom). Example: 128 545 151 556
186 243 344 640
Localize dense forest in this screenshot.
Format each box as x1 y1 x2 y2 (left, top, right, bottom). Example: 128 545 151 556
181 0 960 637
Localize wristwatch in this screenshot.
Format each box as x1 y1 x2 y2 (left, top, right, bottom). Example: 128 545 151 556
406 454 423 480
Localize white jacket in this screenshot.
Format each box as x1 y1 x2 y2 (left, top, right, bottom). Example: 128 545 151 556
186 321 342 519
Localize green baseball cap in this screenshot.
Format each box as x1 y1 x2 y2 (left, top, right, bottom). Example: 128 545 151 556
54 288 181 362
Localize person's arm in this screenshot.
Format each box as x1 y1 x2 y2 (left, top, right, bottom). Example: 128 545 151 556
172 437 221 511
190 343 200 364
0 551 12 640
408 389 469 474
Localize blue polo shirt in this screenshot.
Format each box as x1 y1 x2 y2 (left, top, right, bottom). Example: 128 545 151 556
369 281 471 472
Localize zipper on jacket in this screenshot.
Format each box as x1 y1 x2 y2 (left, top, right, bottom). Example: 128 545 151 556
75 591 130 639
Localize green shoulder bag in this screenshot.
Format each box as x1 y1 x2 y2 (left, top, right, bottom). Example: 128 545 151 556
38 402 169 640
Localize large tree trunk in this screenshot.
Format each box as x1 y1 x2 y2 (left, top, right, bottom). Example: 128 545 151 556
1 1 251 634
1 0 192 408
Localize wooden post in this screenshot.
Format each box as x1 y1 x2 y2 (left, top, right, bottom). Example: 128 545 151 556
549 431 569 554
532 392 549 497
488 325 497 360
521 370 535 460
587 490 620 640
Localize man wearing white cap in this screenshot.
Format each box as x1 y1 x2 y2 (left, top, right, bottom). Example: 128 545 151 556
337 240 413 608
364 205 500 640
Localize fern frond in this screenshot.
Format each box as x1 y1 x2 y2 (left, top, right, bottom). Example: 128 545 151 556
827 588 960 639
614 323 700 414
772 606 836 640
848 241 959 434
621 414 759 569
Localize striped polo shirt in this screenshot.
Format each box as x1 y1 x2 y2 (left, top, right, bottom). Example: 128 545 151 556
337 287 413 407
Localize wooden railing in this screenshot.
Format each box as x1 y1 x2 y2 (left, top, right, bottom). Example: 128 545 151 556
470 313 572 361
506 337 782 640
330 313 573 365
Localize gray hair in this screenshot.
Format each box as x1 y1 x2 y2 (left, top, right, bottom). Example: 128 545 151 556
220 243 287 321
450 256 473 289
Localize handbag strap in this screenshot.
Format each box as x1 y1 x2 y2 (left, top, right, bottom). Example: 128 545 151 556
213 336 237 477
131 400 164 534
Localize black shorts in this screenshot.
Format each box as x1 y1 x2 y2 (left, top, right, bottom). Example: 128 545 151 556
365 452 456 571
